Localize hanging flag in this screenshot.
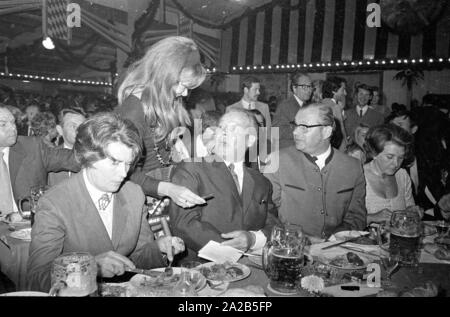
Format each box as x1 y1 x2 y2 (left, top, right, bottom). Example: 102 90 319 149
177 13 193 38
44 0 72 41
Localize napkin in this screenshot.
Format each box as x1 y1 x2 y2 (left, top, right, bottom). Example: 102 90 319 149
198 241 243 263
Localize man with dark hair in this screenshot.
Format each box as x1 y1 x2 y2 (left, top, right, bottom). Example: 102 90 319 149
228 76 271 168
27 112 185 292
344 83 384 141
48 107 87 186
265 103 366 239
322 76 348 150
228 76 271 130
170 109 279 260
0 105 80 219
273 72 313 148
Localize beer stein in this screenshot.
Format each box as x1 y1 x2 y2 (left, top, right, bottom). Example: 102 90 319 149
17 185 49 224
388 207 423 266
49 252 98 296
262 224 307 294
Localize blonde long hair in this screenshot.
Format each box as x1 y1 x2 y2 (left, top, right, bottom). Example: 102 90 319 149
118 36 206 142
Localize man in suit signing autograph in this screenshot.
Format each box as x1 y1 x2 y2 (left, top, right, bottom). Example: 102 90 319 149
265 103 367 239
27 113 185 292
170 109 279 259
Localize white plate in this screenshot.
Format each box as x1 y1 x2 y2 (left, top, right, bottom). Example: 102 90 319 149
9 228 32 241
130 267 207 292
197 262 251 283
0 291 48 296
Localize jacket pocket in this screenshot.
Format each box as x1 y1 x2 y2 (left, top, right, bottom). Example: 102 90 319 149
285 184 305 191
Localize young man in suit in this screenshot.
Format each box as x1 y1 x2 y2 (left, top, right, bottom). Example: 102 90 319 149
344 84 384 141
27 113 185 292
272 72 313 149
170 109 280 260
227 76 272 169
47 107 87 187
0 105 80 218
265 103 367 239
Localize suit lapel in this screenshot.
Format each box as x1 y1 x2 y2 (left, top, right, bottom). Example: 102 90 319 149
76 173 114 249
9 140 26 186
111 191 129 250
242 168 255 214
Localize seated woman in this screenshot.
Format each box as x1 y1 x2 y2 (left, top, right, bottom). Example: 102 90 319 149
363 124 415 223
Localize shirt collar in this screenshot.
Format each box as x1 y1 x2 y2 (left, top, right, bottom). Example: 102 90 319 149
316 146 332 163
82 169 112 205
356 105 369 112
293 95 304 107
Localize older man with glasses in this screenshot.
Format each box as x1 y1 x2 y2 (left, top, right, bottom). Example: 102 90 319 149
265 103 367 239
273 72 313 149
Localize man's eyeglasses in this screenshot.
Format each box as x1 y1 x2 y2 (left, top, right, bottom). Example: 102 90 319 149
290 121 330 132
292 84 313 90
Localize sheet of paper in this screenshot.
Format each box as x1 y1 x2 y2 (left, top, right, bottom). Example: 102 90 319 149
198 241 243 263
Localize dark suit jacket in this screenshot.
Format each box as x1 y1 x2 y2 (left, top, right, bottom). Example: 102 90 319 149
344 107 384 141
47 144 76 187
169 157 280 256
264 147 367 238
272 96 303 149
9 136 80 203
27 172 166 292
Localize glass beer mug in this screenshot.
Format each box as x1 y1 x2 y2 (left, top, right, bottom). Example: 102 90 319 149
49 252 98 296
388 206 423 267
262 224 307 295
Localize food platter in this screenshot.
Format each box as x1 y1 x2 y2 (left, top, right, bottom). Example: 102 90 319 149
197 262 251 283
317 252 370 271
129 268 206 295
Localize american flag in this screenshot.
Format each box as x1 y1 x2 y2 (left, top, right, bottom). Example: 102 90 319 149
45 0 71 41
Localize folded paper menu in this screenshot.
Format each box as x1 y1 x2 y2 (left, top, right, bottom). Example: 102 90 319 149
198 241 243 263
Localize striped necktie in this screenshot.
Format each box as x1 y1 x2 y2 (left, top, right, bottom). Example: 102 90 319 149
228 163 241 194
0 152 14 214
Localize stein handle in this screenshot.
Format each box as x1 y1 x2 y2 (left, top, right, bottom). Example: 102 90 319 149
17 197 32 218
49 281 67 297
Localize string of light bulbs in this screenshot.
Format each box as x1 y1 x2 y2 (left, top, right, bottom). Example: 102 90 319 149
0 71 112 86
231 57 450 73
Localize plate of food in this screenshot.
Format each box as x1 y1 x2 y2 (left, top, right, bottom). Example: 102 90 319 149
128 268 207 296
197 261 251 283
333 231 377 245
9 228 32 241
423 221 449 236
98 283 131 297
318 252 370 271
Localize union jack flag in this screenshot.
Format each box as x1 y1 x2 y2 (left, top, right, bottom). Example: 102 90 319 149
45 0 71 41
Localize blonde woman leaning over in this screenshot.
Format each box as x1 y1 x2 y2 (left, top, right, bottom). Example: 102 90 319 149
117 36 207 208
363 124 418 224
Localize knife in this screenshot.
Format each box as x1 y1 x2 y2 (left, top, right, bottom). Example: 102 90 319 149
321 232 370 250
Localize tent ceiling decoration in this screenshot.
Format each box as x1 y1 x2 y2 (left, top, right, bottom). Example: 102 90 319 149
128 0 220 70
0 0 127 84
220 0 450 73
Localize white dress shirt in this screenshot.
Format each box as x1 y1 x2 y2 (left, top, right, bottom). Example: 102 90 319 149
315 146 332 170
356 105 369 117
83 169 114 240
2 147 18 212
241 99 255 110
293 95 305 107
223 160 266 250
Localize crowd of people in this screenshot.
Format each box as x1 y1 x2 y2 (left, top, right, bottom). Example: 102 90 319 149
1 36 450 293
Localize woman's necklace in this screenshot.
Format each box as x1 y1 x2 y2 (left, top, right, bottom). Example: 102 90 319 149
152 132 173 167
